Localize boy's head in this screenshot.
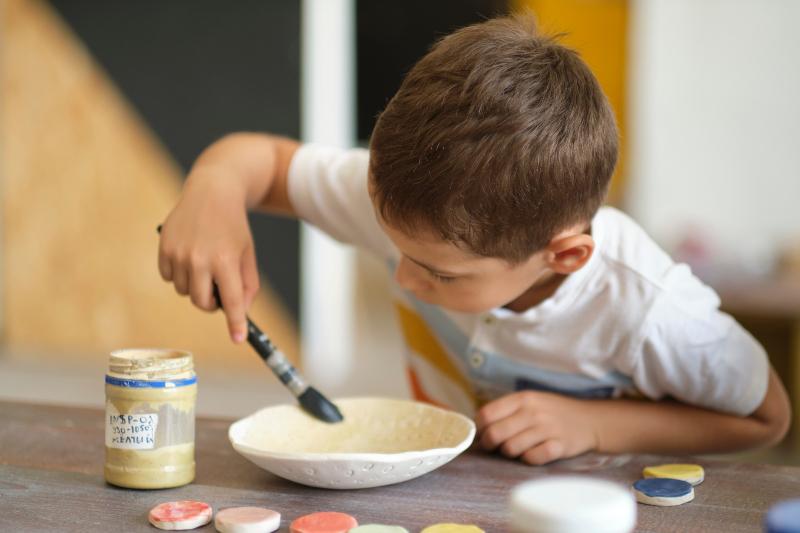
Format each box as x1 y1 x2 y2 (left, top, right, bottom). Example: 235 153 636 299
369 15 618 312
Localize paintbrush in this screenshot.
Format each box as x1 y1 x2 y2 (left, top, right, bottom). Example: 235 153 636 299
157 225 343 423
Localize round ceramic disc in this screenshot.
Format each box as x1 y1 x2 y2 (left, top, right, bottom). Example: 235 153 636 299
634 478 695 506
214 507 281 533
348 525 409 533
510 477 636 533
765 498 800 533
420 525 484 533
290 512 358 533
148 500 213 530
643 463 705 485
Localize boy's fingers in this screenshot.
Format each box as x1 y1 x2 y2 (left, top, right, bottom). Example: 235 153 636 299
173 267 190 296
240 245 260 310
499 427 547 458
189 268 216 311
213 260 247 343
158 252 173 282
476 393 524 431
521 439 564 466
479 413 529 451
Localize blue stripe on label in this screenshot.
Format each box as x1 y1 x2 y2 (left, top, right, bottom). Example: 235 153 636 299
105 375 197 388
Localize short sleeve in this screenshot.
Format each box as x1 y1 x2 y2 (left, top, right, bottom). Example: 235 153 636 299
627 264 769 416
287 144 394 258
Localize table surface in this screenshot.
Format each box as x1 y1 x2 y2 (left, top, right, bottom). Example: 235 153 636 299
1 401 799 532
715 276 800 318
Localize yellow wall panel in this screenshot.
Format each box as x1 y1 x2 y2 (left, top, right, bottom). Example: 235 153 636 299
513 0 628 203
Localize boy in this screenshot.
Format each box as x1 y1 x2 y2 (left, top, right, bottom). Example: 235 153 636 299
158 16 790 465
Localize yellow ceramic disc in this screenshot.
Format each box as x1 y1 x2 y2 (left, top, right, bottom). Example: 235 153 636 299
643 463 705 485
420 525 484 533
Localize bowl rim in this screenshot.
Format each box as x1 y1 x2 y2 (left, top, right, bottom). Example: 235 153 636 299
227 396 476 462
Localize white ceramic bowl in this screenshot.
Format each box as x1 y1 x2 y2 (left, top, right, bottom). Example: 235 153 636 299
228 397 476 489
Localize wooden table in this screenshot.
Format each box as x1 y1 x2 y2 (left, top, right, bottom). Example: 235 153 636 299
2 401 799 532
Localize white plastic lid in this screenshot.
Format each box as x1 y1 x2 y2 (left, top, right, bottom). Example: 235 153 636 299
509 476 636 533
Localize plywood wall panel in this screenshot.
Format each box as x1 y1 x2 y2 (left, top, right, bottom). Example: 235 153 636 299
0 0 299 367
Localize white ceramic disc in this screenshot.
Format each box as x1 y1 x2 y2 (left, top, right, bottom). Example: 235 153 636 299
214 507 280 533
349 525 409 533
509 476 636 533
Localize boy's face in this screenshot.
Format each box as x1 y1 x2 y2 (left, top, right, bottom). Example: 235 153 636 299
380 221 552 314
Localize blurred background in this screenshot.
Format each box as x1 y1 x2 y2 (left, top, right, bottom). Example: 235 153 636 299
2 0 799 460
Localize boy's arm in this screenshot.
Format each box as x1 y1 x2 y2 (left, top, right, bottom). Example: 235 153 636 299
476 366 791 465
158 133 300 342
181 132 300 214
590 366 789 454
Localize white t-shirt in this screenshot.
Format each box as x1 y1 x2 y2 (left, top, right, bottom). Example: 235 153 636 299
287 144 769 417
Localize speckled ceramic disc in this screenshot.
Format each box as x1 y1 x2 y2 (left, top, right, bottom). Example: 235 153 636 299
290 512 358 533
148 500 213 530
214 507 281 533
420 524 484 533
643 463 705 485
634 478 695 506
348 525 409 533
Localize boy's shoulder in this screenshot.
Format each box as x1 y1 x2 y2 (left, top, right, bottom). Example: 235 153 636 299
287 144 393 257
592 209 767 418
592 207 721 329
594 207 681 290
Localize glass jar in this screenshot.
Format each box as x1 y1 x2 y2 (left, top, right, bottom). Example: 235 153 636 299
104 348 197 489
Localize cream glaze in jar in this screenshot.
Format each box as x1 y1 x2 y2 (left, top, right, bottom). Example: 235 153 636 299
104 348 197 489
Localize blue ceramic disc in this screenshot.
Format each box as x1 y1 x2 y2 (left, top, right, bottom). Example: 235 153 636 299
633 478 693 498
765 499 800 533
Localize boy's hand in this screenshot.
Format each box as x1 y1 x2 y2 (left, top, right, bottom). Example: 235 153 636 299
158 172 259 343
475 391 598 465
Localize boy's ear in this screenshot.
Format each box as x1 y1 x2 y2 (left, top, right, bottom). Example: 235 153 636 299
544 232 595 274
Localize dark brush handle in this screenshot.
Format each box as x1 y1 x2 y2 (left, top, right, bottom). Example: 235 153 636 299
157 224 343 423
243 316 343 423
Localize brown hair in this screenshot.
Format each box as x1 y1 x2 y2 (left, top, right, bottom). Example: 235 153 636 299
369 15 618 263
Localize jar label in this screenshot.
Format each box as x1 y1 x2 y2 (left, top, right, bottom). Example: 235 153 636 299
105 403 159 449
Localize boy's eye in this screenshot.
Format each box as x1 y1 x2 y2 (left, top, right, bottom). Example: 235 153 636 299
430 272 457 284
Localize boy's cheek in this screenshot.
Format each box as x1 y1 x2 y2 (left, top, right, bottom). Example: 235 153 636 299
413 280 510 313
445 287 513 314
436 292 495 314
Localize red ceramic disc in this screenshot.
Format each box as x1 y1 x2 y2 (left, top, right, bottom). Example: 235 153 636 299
148 500 213 530
290 511 358 533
